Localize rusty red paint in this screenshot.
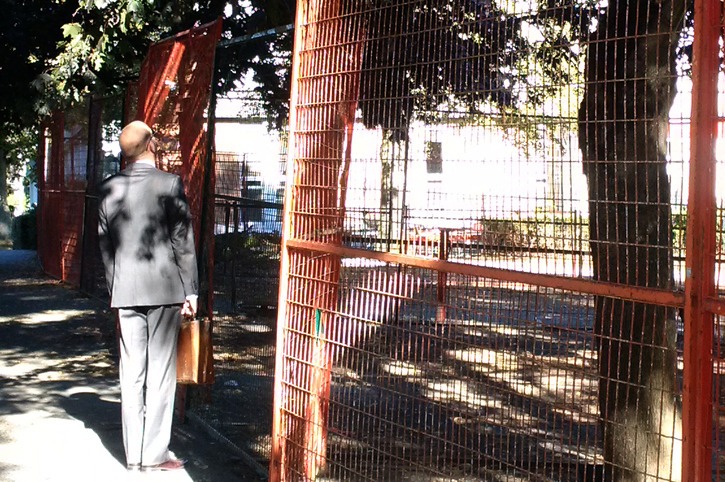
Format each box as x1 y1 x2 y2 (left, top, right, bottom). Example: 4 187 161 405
288 239 685 308
683 0 720 479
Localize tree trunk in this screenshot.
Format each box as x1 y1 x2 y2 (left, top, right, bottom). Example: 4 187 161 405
0 149 11 241
578 1 686 480
379 132 400 248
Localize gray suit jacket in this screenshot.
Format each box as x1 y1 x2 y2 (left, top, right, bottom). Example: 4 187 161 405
98 162 199 308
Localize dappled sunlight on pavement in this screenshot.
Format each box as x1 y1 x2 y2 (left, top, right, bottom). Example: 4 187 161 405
0 250 262 481
0 309 97 325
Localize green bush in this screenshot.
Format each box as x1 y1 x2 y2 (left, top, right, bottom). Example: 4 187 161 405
12 207 37 250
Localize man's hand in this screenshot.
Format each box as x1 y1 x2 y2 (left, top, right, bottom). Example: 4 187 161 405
181 296 197 319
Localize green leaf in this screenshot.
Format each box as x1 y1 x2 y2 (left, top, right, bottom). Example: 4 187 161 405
127 0 141 13
61 23 83 39
119 10 128 33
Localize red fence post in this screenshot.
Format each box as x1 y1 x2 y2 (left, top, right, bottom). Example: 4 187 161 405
683 0 719 479
436 228 449 323
270 1 364 480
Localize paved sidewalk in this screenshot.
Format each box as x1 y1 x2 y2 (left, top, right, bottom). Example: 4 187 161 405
0 249 263 482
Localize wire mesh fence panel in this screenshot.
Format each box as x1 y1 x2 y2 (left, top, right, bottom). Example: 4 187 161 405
80 95 124 298
711 9 725 478
37 116 63 280
272 0 705 480
190 87 287 469
130 19 223 315
60 103 91 287
714 317 725 481
214 151 284 312
38 103 90 287
341 119 591 277
324 264 602 481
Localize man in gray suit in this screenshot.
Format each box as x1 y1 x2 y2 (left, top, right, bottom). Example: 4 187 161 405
98 120 198 472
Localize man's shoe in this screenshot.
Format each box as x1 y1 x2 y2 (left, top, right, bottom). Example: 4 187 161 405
142 459 186 471
127 463 141 472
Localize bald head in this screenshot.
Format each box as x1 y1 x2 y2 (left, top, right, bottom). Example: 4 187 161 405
119 120 154 162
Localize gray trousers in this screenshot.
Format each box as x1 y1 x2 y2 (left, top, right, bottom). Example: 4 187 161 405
118 305 181 466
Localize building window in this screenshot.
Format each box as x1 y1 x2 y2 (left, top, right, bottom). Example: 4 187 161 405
425 141 443 174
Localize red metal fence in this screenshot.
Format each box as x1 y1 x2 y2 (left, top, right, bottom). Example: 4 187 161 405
38 21 222 314
270 0 723 481
33 1 725 480
127 19 222 315
38 107 95 287
35 22 281 473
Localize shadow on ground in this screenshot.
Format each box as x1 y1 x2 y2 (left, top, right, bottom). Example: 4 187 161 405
61 391 126 466
0 250 265 481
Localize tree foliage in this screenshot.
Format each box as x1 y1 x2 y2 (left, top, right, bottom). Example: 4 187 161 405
356 0 693 143
0 1 74 166
358 0 596 140
0 0 295 206
39 0 295 122
213 1 294 129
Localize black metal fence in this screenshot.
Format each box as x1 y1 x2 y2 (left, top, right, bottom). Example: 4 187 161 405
191 90 287 471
